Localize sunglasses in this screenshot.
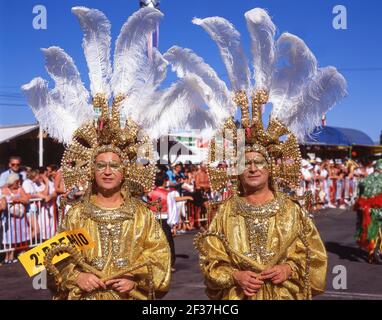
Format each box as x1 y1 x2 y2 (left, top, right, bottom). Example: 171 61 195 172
95 161 123 172
244 158 268 170
10 163 20 167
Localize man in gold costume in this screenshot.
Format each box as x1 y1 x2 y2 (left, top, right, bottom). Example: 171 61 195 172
52 135 171 300
21 6 177 300
184 8 348 300
195 91 328 300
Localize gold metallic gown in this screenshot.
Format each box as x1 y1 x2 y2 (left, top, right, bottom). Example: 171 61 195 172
195 193 327 300
53 195 171 300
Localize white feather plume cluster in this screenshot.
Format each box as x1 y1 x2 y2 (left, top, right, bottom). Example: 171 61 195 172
112 8 164 96
22 77 91 145
22 5 233 144
22 6 347 145
22 46 94 145
172 7 347 141
245 8 276 92
71 7 113 98
192 17 250 92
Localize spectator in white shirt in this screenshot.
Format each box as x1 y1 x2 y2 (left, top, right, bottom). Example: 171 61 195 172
1 174 29 263
22 169 50 240
39 167 58 240
0 156 26 188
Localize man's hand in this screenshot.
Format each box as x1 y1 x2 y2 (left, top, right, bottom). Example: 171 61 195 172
260 264 292 284
76 272 106 293
105 273 136 293
233 270 264 297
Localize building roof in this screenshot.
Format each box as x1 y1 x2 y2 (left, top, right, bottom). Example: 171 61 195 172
304 126 375 146
0 124 39 144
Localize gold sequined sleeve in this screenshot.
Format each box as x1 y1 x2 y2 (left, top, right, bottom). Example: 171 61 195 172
198 207 239 299
285 207 328 297
54 204 83 299
131 204 171 299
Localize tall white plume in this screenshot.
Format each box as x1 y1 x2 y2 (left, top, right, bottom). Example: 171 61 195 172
71 6 112 98
270 33 318 116
192 17 250 92
164 45 235 123
112 7 163 96
275 67 347 141
21 78 86 144
121 47 168 121
41 46 93 122
245 8 276 91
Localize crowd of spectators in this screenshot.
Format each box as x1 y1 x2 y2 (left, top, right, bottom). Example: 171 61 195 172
298 157 376 210
0 156 62 264
0 153 377 266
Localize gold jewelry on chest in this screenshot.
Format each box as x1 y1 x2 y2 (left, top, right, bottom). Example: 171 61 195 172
83 201 135 270
233 194 285 264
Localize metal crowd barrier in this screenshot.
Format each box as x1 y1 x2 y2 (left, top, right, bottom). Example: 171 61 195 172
0 198 65 254
181 189 232 229
299 176 361 208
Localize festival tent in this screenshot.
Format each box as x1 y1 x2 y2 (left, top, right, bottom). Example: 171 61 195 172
0 123 64 169
301 126 382 159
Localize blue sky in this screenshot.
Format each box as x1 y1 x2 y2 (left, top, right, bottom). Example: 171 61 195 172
0 0 381 142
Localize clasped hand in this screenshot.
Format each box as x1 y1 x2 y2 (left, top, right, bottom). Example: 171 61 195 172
233 264 292 297
76 272 136 293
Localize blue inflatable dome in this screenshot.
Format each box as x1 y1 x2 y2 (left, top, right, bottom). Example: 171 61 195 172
304 126 375 146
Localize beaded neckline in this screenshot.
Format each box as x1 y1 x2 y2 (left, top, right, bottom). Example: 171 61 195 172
234 193 285 219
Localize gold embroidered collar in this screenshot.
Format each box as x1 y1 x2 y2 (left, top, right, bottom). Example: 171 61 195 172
233 193 285 219
83 196 135 224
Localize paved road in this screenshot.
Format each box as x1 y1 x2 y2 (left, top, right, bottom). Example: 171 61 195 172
313 209 382 300
0 208 381 300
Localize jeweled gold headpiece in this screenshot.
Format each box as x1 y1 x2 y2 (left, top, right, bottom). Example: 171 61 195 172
22 6 174 195
165 8 346 195
23 6 236 196
61 93 156 193
207 89 302 193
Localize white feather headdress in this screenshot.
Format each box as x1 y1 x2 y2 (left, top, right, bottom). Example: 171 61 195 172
22 6 221 145
166 7 347 142
162 7 347 193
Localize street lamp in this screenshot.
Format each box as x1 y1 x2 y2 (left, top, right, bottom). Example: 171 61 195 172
139 0 161 49
140 0 160 9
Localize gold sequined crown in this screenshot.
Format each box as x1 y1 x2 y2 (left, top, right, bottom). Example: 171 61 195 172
208 90 302 192
61 93 156 194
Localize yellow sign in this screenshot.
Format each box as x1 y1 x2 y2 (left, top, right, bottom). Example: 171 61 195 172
18 228 95 277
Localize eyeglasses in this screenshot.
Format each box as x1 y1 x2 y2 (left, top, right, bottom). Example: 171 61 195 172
94 161 123 172
10 163 20 167
244 158 268 170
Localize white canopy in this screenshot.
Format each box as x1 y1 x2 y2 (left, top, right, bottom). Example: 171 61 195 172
0 124 39 144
